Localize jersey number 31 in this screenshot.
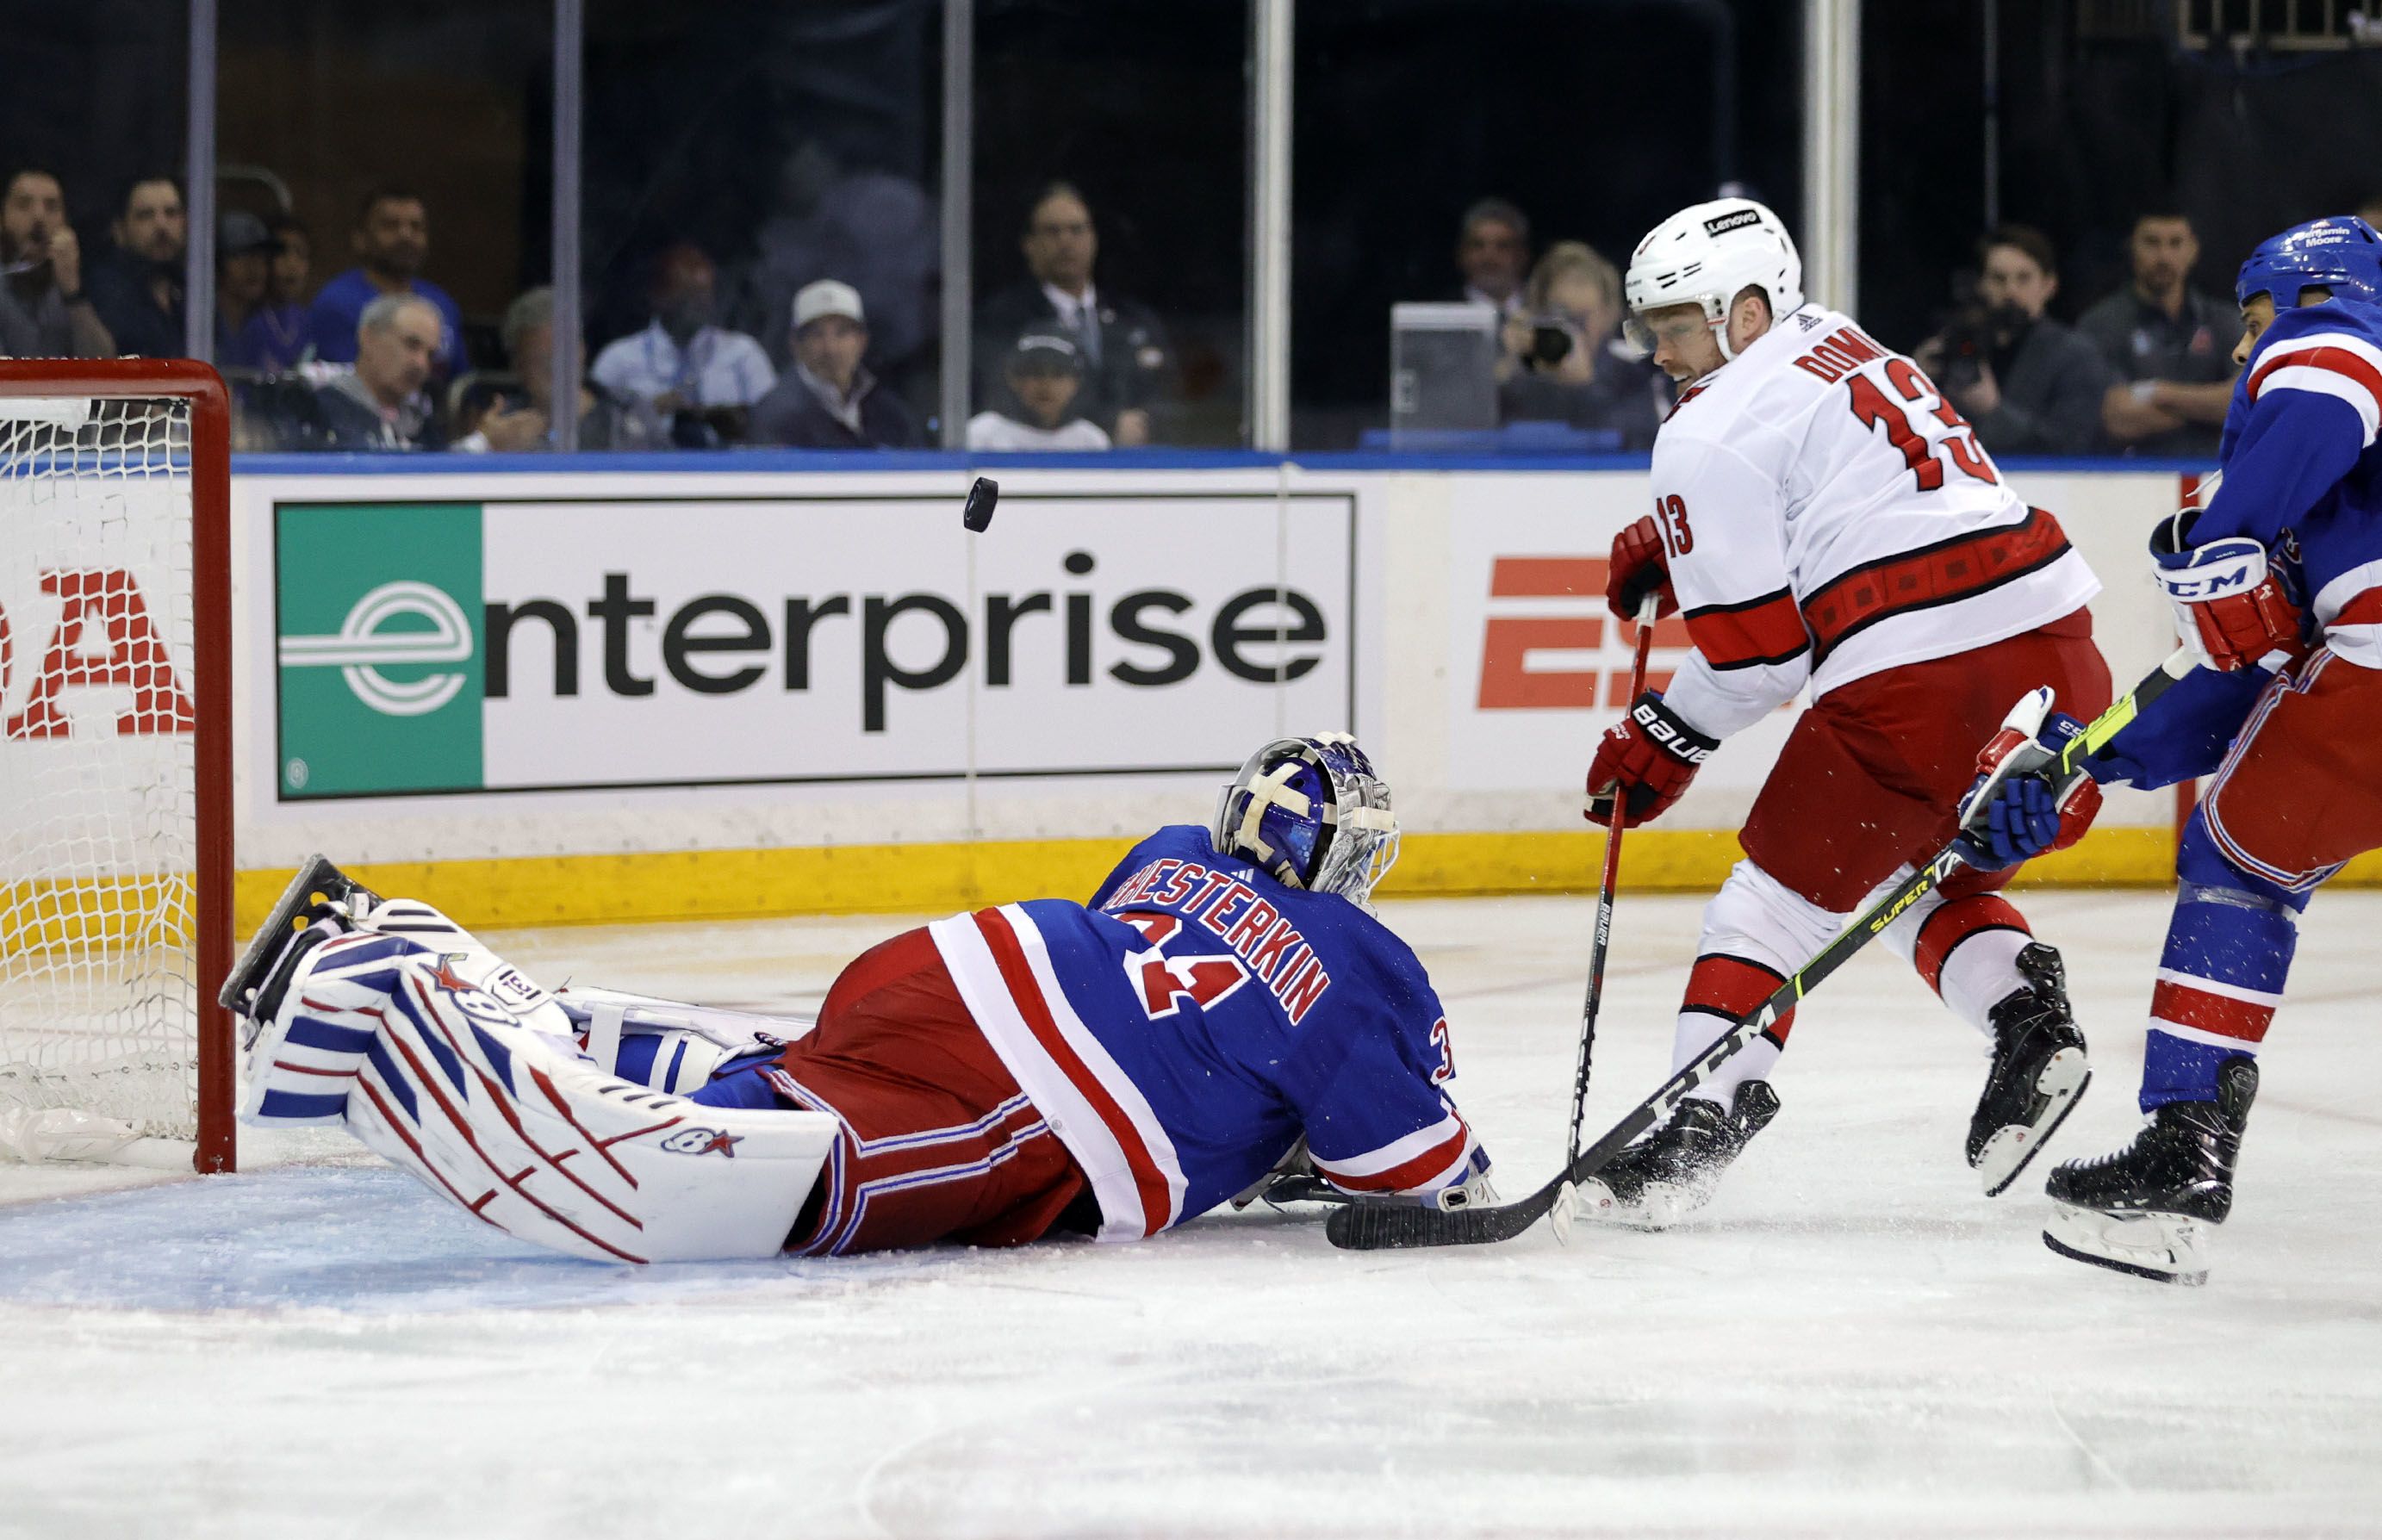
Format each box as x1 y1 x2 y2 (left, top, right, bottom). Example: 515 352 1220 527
1846 359 1997 492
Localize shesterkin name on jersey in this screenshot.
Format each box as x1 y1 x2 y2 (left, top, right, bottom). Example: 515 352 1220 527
1098 856 1332 1024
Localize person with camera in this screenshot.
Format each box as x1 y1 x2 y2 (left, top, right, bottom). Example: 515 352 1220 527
1915 226 2112 457
1496 240 1666 450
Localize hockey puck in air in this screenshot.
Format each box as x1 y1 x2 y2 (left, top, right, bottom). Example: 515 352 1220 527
962 476 999 531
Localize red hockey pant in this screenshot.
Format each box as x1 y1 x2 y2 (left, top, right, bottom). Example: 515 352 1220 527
769 927 1090 1256
2203 648 2382 891
1740 609 2112 912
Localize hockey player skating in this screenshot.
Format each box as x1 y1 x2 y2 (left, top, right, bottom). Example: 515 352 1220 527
1575 197 2113 1226
221 735 1493 1262
1959 215 2382 1284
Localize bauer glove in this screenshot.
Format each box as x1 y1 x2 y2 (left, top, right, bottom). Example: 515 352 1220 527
1586 690 1713 829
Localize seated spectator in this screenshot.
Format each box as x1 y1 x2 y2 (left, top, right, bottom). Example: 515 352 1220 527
453 287 662 453
2078 210 2241 458
749 279 924 449
1496 240 1665 450
305 187 466 375
1913 225 2112 456
590 243 775 448
967 331 1111 450
1456 197 1532 319
213 212 277 361
231 214 314 371
85 174 187 358
264 293 447 450
975 183 1167 445
0 166 111 357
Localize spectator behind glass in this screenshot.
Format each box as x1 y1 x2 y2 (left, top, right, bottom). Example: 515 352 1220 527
233 214 314 371
967 330 1111 450
749 279 924 450
454 287 662 453
0 167 111 357
590 243 775 449
2079 210 2242 458
1496 240 1665 450
975 182 1169 446
214 212 277 361
1913 225 2113 457
286 292 446 450
1456 197 1532 318
305 187 466 375
85 175 188 358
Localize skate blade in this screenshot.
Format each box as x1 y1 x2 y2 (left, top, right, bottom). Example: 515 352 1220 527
218 854 347 1013
2042 1201 2209 1286
1976 1052 2091 1197
1570 1177 1684 1232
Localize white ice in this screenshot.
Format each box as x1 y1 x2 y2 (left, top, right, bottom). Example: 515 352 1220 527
2 889 2378 1539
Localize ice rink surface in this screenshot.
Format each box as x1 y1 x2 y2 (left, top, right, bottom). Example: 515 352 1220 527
2 888 2378 1539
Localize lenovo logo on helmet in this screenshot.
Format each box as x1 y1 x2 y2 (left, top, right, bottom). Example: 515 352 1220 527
1702 208 1763 238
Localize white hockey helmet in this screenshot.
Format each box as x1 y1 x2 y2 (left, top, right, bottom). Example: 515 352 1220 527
1623 196 1805 361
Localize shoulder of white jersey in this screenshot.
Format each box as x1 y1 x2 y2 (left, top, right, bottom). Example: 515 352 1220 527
2243 297 2382 444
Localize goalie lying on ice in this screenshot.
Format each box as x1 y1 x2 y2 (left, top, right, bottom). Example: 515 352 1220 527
222 735 1492 1263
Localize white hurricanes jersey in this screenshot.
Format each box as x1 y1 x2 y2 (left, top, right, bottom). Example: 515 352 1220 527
1651 304 2100 737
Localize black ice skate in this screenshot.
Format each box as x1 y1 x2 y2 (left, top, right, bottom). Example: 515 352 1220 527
2042 1058 2258 1287
1969 942 2093 1195
217 854 384 1032
1570 1080 1781 1230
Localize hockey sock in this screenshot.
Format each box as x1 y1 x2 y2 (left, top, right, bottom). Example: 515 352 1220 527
2142 817 2309 1111
1673 954 1793 1106
1912 894 2033 1037
1676 860 1841 1105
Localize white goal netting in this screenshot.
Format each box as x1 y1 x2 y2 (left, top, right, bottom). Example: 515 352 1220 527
0 394 205 1147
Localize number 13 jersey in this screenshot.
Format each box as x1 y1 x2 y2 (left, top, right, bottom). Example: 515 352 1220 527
1651 303 2100 738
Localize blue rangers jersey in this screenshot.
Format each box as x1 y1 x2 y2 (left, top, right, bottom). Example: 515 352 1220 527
926 823 1487 1242
2202 296 2382 665
2099 297 2382 788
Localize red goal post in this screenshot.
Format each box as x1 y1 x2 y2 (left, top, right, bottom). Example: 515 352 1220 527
0 359 234 1172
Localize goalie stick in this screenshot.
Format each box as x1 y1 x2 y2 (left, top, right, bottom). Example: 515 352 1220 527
1326 646 2198 1251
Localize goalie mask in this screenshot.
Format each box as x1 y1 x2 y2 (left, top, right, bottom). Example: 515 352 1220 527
1212 733 1401 906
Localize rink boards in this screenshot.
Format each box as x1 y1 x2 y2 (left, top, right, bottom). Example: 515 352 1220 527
222 456 2366 931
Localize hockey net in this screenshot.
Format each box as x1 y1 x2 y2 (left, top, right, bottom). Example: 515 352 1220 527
0 361 233 1171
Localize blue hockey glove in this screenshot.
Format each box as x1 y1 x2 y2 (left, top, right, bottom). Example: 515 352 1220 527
1956 711 2106 872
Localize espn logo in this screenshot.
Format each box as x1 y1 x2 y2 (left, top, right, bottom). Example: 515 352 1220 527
1477 556 1688 710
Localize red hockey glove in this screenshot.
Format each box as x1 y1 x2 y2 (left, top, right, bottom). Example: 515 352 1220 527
1585 691 1715 829
1604 515 1679 623
2149 521 2303 672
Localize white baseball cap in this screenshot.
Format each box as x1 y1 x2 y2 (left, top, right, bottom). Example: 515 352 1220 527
793 279 865 330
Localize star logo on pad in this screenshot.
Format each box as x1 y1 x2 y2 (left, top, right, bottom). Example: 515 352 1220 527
424 955 476 996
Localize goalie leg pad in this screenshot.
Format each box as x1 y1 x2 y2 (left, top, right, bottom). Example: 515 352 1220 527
236 930 438 1127
557 984 812 1093
348 955 836 1263
354 898 579 1040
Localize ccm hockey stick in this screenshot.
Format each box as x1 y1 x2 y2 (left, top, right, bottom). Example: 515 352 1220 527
1326 647 2197 1251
